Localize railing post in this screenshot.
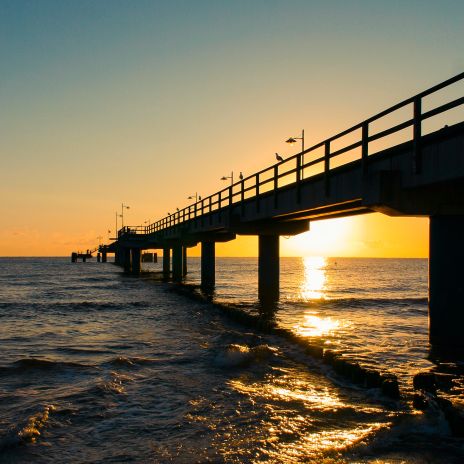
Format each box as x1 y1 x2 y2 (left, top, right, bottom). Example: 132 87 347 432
218 191 222 221
255 173 260 213
229 186 232 207
324 141 330 196
209 196 212 225
241 180 245 217
274 165 278 209
413 97 422 174
201 199 204 227
296 153 302 203
362 122 369 179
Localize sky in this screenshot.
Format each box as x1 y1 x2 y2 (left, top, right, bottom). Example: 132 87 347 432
1 0 462 257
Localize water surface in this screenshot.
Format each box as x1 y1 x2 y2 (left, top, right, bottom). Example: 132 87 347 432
0 257 463 463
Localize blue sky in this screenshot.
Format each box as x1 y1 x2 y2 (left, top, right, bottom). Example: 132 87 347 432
1 0 462 255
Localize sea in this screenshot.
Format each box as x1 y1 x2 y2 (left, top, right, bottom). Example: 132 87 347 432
0 256 463 463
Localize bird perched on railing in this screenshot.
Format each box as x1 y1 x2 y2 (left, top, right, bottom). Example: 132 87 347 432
275 153 284 162
239 172 244 180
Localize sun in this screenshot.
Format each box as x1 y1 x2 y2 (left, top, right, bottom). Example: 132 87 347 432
282 217 355 257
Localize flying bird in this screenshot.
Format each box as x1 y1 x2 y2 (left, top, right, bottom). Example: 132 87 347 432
275 153 284 162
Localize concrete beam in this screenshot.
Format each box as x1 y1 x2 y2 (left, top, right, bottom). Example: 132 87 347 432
190 232 236 243
364 171 464 216
230 219 309 236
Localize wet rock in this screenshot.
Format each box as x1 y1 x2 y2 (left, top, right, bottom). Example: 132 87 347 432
434 372 455 390
322 349 338 365
413 372 436 393
349 363 366 384
332 356 350 376
305 344 323 359
413 392 429 410
381 374 400 399
436 397 464 437
364 369 382 388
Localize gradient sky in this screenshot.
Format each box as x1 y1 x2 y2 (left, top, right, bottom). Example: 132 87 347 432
1 0 463 256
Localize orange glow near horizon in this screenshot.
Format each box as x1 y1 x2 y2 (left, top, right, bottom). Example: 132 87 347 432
184 213 428 259
0 213 429 257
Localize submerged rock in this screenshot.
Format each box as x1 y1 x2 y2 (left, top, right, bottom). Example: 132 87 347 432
413 372 436 393
381 375 400 399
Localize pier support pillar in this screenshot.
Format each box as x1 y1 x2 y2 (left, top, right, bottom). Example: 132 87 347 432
131 248 141 274
172 244 183 282
258 235 279 302
122 248 131 273
97 252 101 263
102 251 107 263
163 248 171 277
429 215 464 349
183 247 188 276
71 252 77 263
201 241 215 289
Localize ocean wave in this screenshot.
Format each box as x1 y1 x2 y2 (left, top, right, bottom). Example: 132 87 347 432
0 300 148 312
106 356 159 367
0 404 56 450
55 347 112 355
0 358 94 375
214 344 277 368
291 297 428 309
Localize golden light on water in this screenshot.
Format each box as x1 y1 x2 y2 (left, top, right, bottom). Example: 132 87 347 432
295 256 344 339
296 314 341 338
299 256 327 300
228 375 388 461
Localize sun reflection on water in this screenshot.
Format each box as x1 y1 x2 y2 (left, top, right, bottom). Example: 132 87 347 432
299 256 327 300
295 256 343 339
296 314 341 338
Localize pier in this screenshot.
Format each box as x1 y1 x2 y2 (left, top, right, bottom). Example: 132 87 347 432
93 73 464 350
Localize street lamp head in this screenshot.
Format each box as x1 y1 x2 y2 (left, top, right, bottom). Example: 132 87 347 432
220 176 228 181
286 137 298 145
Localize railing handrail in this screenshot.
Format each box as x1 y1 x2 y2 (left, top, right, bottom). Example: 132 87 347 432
121 72 464 237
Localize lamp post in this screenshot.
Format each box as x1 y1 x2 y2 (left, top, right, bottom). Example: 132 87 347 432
115 212 123 235
121 203 130 228
285 129 305 153
188 193 201 202
286 129 305 177
220 171 234 186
